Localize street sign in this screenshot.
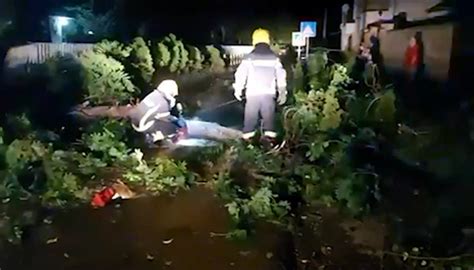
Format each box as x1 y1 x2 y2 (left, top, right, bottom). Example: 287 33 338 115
300 21 317 38
292 32 305 47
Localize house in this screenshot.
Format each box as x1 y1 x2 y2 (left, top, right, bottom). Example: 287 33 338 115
341 0 458 83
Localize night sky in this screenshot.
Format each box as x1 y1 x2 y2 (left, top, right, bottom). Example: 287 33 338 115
8 0 351 44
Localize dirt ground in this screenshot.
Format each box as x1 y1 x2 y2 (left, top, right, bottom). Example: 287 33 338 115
0 187 389 270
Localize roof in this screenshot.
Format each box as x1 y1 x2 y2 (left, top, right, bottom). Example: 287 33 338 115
427 0 454 13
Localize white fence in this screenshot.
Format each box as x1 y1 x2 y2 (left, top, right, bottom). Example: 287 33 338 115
221 45 254 67
3 43 254 71
4 42 93 69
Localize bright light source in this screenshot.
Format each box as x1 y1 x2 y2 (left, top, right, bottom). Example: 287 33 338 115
55 16 70 27
87 30 94 35
174 138 219 147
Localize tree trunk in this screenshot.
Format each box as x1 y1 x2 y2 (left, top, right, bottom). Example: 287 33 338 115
70 105 134 119
70 105 242 141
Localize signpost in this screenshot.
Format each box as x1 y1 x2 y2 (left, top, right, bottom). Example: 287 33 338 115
300 21 317 59
292 32 305 59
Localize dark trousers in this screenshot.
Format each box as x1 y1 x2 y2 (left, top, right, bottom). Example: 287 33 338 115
143 116 185 143
243 95 276 137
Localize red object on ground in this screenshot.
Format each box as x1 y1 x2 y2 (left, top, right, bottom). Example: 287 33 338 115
404 44 420 70
171 126 188 143
91 187 116 208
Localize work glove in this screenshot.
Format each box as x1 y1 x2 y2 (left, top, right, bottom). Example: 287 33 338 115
277 89 287 106
176 102 183 112
234 90 243 101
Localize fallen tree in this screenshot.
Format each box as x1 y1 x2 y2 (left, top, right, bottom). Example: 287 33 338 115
71 104 242 141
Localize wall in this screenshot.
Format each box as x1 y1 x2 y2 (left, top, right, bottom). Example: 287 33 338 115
366 10 392 24
379 23 455 81
393 0 441 21
341 23 356 50
366 0 390 11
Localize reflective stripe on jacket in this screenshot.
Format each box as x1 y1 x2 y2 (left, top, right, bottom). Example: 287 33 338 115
233 44 287 97
129 90 173 129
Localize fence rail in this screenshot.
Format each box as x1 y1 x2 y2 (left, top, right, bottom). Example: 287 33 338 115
221 45 254 67
4 43 93 69
3 43 254 70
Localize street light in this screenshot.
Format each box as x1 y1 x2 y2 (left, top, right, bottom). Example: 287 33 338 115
50 15 73 43
55 16 70 28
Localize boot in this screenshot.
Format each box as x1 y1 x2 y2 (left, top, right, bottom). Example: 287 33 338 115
144 133 160 149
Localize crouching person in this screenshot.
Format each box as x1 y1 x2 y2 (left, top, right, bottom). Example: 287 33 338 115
233 28 287 147
129 80 187 147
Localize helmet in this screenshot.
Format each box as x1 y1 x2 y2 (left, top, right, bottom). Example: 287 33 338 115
252 28 270 46
157 79 179 97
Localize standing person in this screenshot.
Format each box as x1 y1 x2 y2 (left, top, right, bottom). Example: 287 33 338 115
404 35 421 82
130 79 187 147
233 28 287 147
403 35 422 108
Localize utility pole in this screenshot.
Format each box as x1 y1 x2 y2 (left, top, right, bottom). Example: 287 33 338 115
323 7 328 39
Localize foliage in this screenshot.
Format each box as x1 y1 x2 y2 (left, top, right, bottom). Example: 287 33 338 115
307 50 331 90
177 40 189 71
0 20 13 39
123 149 194 194
205 45 225 73
164 34 181 73
129 37 155 84
285 88 344 143
63 4 116 40
0 135 92 206
80 50 136 105
41 55 85 95
154 42 171 68
187 45 204 71
4 114 33 139
373 89 397 124
293 61 305 93
95 40 131 60
213 145 292 236
81 120 131 164
212 59 383 236
41 150 90 206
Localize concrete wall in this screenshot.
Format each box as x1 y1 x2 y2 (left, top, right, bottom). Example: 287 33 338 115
393 0 442 21
341 23 356 50
365 0 445 21
365 10 392 25
379 23 455 81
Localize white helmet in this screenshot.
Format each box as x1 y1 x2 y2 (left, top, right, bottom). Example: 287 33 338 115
157 79 179 97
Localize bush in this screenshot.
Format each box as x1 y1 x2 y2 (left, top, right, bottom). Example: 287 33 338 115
187 45 204 71
80 50 136 105
176 40 189 72
293 61 305 93
205 45 225 73
164 34 181 73
95 40 131 60
154 42 171 68
307 50 332 90
129 37 155 85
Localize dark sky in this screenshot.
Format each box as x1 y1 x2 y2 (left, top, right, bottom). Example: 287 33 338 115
11 0 350 43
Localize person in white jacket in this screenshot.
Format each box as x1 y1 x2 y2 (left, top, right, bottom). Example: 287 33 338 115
233 28 287 145
129 80 186 146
